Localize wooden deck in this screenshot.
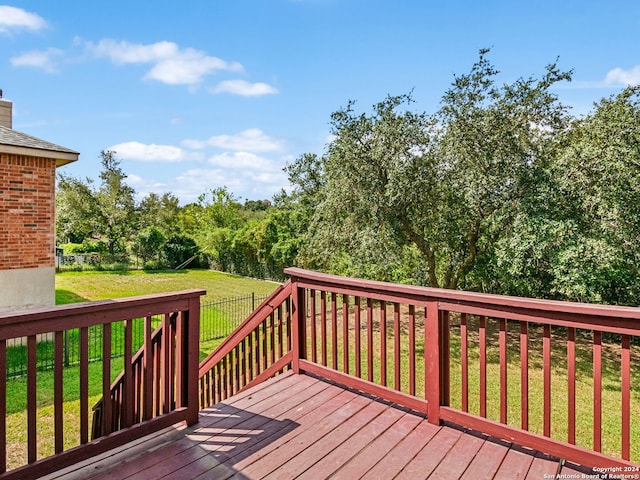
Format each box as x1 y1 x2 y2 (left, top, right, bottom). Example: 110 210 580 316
41 371 596 480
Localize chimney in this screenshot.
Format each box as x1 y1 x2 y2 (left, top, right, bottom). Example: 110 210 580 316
0 90 12 128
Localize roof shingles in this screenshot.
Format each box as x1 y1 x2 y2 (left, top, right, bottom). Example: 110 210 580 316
0 125 78 155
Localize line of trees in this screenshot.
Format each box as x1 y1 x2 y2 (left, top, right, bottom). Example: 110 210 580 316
56 152 303 278
56 50 640 305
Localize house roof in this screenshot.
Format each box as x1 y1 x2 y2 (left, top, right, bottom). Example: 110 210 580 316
0 125 79 167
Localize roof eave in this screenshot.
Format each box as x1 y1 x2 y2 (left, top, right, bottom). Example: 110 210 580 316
0 143 79 167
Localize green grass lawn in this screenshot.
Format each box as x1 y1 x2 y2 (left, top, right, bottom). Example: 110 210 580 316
55 268 279 304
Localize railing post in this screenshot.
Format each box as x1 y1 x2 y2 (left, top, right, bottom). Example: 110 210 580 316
290 277 306 374
186 296 200 425
425 299 441 425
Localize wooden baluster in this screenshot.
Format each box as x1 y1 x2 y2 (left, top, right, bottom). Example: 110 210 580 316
520 322 529 431
176 312 185 409
622 334 631 460
277 304 284 361
355 297 362 379
27 335 37 462
543 324 551 437
286 297 292 354
247 324 253 382
367 298 374 382
262 318 268 372
123 319 133 427
380 300 387 387
321 291 327 367
593 330 602 451
254 326 261 375
331 293 338 370
80 327 89 443
440 310 450 406
54 331 64 453
234 345 240 395
479 316 487 418
222 356 228 400
102 324 112 435
394 303 401 391
162 314 171 414
310 289 317 363
499 318 507 424
215 362 222 404
143 316 153 421
240 338 247 388
343 295 349 375
409 304 416 397
154 331 161 416
461 313 468 412
269 311 275 367
567 327 575 443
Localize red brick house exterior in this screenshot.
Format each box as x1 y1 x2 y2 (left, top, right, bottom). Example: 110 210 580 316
0 97 79 311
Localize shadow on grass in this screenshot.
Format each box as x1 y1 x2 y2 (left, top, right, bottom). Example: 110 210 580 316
55 289 90 305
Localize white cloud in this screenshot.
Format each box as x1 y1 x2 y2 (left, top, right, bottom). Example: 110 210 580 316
180 138 207 149
0 6 46 34
84 39 243 85
211 79 279 96
126 173 166 188
10 48 63 73
184 128 283 152
175 164 288 202
605 66 640 86
109 141 200 162
125 174 170 202
208 151 275 170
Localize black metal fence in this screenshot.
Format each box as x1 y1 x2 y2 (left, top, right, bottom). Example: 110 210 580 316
5 293 268 379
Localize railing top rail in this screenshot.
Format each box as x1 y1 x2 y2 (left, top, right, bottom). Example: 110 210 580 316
198 280 292 378
0 289 206 338
284 267 640 322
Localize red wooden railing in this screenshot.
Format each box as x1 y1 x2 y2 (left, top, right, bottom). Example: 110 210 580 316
4 269 635 477
286 268 639 468
200 268 639 469
0 289 203 480
199 280 293 408
91 312 174 439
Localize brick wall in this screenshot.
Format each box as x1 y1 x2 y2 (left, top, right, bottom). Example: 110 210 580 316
0 153 56 270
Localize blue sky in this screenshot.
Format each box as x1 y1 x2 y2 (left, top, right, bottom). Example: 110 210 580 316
1 1 639 203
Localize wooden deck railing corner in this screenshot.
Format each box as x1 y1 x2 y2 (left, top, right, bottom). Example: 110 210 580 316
281 267 640 469
0 289 205 480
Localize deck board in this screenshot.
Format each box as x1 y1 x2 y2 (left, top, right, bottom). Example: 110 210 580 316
41 371 594 480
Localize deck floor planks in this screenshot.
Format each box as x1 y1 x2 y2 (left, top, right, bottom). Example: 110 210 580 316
492 446 536 480
396 426 463 479
265 400 389 479
294 402 407 480
360 419 441 480
39 372 599 480
148 376 344 480
238 392 373 478
228 389 365 474
459 437 510 479
427 430 486 479
93 371 327 480
524 452 562 479
329 411 423 480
